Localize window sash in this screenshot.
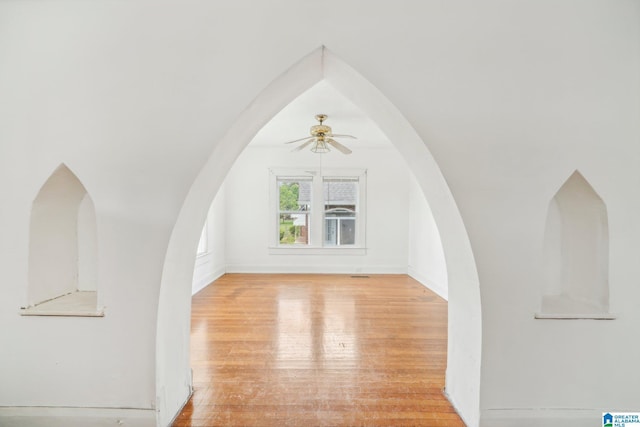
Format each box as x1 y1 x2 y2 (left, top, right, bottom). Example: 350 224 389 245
323 177 358 246
271 168 366 249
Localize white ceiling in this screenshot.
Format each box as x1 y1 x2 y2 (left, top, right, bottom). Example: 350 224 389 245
249 80 393 150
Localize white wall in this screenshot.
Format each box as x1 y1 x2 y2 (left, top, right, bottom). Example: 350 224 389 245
28 164 88 305
1 2 638 427
407 173 448 300
224 145 410 274
77 193 99 292
192 187 226 295
160 49 481 427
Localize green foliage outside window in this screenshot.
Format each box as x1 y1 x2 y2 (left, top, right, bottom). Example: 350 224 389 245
279 182 300 211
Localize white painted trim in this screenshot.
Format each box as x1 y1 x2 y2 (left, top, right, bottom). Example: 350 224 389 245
166 388 194 427
0 406 155 427
194 251 211 261
20 291 104 317
480 408 613 427
444 388 473 427
269 167 366 177
408 266 448 301
268 246 366 256
269 166 367 249
158 46 481 427
192 267 225 296
225 264 406 275
534 312 617 320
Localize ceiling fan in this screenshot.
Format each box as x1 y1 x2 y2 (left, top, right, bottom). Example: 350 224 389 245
284 114 356 154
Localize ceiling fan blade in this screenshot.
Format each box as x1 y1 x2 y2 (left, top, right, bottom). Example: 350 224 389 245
284 136 313 144
326 138 352 155
328 133 357 139
292 138 316 152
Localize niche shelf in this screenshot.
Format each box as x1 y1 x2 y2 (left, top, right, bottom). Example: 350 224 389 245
21 164 103 317
536 170 614 320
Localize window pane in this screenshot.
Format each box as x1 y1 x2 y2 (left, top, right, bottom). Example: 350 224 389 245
325 218 337 245
323 179 357 211
278 178 311 245
275 173 363 248
323 178 358 246
324 217 356 246
339 218 355 245
279 179 311 212
279 213 310 245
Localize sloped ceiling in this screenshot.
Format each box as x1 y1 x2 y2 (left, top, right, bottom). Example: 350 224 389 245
249 80 393 150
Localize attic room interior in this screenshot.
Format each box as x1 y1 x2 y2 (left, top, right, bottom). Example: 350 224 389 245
1 2 637 427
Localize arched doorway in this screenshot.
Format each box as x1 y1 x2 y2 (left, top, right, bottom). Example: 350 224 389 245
156 47 482 427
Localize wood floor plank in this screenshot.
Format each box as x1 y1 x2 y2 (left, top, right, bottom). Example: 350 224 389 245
172 274 465 427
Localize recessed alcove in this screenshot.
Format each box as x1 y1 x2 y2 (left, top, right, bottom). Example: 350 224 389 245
21 164 103 317
536 170 613 320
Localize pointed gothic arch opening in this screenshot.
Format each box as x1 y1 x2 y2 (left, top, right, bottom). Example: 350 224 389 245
156 47 482 427
537 170 613 319
22 164 102 317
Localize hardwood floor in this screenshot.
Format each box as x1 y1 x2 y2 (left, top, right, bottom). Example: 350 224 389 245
172 274 465 427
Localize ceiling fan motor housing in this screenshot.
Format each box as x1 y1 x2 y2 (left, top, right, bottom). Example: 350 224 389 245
311 124 331 137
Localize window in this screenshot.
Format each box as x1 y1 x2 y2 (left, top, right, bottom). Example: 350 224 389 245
196 221 209 256
323 178 358 246
277 177 312 245
271 168 366 251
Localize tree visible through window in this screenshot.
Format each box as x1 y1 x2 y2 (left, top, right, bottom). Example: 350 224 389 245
278 178 311 244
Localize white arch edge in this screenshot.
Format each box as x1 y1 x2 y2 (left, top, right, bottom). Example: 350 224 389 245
322 50 482 426
155 46 482 427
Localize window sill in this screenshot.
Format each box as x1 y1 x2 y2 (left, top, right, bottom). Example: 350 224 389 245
20 291 104 317
536 295 614 320
269 246 367 256
534 312 616 320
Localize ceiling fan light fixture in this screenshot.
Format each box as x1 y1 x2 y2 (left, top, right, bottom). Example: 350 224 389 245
310 139 330 154
284 114 356 155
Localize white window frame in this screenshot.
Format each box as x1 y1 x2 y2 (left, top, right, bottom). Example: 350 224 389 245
196 220 209 257
269 167 367 255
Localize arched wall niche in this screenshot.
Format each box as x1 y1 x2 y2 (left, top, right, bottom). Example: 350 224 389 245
23 163 102 317
156 47 482 427
537 170 612 320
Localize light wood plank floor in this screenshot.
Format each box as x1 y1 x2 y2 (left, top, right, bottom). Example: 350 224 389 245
172 274 465 427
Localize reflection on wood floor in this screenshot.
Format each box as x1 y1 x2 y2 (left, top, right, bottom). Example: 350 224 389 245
172 274 465 427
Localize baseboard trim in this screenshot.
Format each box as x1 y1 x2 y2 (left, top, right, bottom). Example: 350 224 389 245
407 266 448 300
0 406 155 427
166 388 194 427
444 387 475 427
192 267 225 295
225 264 407 275
481 408 609 427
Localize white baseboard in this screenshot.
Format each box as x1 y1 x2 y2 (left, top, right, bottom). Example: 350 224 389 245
224 264 407 275
481 408 606 427
165 387 194 427
0 407 155 427
191 267 225 295
407 266 448 300
444 387 476 427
